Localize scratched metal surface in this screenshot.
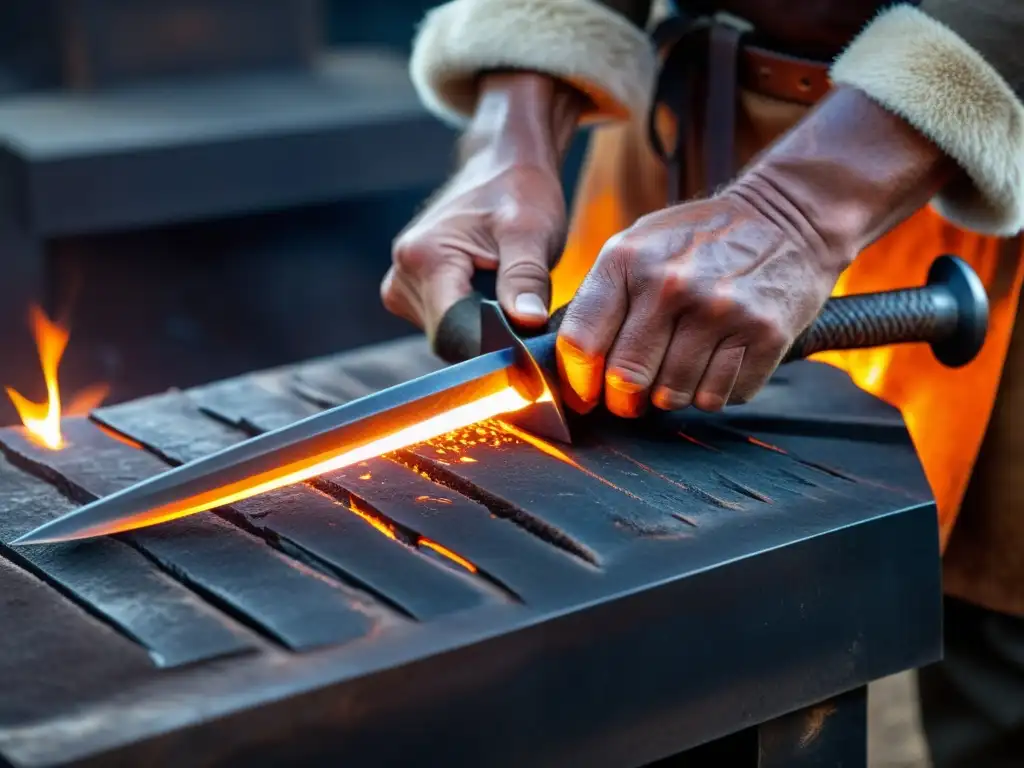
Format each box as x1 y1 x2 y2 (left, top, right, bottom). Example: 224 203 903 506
0 338 941 768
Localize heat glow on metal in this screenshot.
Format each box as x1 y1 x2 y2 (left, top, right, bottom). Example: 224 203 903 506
97 386 535 535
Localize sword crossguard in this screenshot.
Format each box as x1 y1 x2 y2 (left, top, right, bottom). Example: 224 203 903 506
480 301 573 445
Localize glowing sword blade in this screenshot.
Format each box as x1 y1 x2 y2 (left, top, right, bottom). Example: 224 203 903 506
12 326 569 546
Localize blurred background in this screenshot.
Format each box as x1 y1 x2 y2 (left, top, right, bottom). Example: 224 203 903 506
0 0 591 426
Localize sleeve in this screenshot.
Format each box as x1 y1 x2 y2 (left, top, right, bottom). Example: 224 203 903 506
408 0 658 128
830 1 1024 236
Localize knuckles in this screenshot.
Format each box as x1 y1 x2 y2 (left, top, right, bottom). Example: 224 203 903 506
500 257 551 285
391 233 436 276
597 242 795 353
379 267 412 321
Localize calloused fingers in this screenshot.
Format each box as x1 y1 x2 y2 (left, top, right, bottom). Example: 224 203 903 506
650 319 721 411
602 296 676 418
693 342 745 412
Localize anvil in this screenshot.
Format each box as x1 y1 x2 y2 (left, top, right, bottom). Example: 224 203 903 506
13 253 987 546
0 325 941 767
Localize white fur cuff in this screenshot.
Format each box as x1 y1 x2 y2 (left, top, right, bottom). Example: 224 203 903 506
409 0 657 127
831 6 1024 236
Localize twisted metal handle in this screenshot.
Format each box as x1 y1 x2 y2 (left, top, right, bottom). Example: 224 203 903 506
783 255 988 368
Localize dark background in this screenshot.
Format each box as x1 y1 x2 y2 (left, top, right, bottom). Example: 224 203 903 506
0 1 589 426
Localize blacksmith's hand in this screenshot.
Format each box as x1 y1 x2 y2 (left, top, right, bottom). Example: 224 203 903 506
383 73 584 338
556 85 953 417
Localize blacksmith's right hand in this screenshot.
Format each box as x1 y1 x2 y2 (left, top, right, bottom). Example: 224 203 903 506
381 72 585 339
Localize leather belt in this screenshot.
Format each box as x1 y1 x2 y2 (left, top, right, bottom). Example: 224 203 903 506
739 45 831 106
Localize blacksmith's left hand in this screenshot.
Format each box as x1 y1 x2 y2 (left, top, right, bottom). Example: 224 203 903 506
555 86 953 418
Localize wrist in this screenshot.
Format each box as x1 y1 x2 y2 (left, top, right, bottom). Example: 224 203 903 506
459 71 586 169
730 85 955 264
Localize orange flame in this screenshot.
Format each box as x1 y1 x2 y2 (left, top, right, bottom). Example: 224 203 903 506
5 306 69 449
4 307 110 450
4 305 108 451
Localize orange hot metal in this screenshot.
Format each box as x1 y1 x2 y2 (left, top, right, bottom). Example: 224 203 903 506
346 498 397 541
418 538 478 573
12 321 562 547
97 387 532 534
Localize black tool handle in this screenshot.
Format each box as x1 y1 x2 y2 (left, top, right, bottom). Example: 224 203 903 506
433 254 988 369
783 254 987 367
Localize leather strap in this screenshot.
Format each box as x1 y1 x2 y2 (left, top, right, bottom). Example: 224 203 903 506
648 15 705 204
738 45 831 106
703 22 743 194
647 15 833 204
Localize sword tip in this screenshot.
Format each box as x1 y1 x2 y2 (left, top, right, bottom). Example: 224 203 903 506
12 520 77 546
11 530 47 546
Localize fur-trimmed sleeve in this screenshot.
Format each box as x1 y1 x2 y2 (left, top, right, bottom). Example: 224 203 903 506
830 2 1024 236
408 0 658 128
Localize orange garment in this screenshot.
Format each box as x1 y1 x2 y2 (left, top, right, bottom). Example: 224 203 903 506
553 91 1024 550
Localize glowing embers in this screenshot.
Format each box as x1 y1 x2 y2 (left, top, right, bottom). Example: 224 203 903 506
417 538 477 574
5 305 109 450
334 473 478 575
420 418 647 504
746 436 787 454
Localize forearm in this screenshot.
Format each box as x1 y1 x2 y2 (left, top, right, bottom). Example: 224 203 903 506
732 85 954 270
459 72 587 168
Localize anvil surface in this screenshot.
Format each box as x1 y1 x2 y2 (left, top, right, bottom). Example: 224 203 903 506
0 338 940 767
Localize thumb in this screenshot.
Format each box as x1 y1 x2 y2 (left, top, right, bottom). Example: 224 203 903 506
495 225 558 330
